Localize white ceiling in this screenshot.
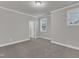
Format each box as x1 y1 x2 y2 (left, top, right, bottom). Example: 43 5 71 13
0 1 78 17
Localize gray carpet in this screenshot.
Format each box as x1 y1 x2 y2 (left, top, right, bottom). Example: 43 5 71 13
0 39 79 58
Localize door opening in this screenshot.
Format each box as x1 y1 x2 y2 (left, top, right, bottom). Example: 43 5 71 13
29 21 36 40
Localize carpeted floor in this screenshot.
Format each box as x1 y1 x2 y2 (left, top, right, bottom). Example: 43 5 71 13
0 38 79 58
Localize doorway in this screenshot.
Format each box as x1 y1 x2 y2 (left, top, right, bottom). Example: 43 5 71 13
29 21 36 39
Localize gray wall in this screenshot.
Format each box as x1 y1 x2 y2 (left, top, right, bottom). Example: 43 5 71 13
0 8 36 45
39 4 79 48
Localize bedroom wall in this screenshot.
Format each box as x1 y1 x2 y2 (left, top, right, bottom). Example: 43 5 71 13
51 4 79 48
0 7 36 46
39 3 79 48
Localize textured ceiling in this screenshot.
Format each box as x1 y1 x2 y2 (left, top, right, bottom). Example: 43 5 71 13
0 1 78 17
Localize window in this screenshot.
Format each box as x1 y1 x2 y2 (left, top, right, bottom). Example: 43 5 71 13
40 17 47 32
67 8 79 26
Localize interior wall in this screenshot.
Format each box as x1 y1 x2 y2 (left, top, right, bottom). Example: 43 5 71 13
33 17 39 39
0 8 36 45
39 4 79 48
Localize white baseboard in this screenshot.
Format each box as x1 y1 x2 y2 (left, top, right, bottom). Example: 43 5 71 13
37 36 53 41
1 36 79 51
39 36 79 51
0 38 30 47
36 36 40 39
51 40 79 51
